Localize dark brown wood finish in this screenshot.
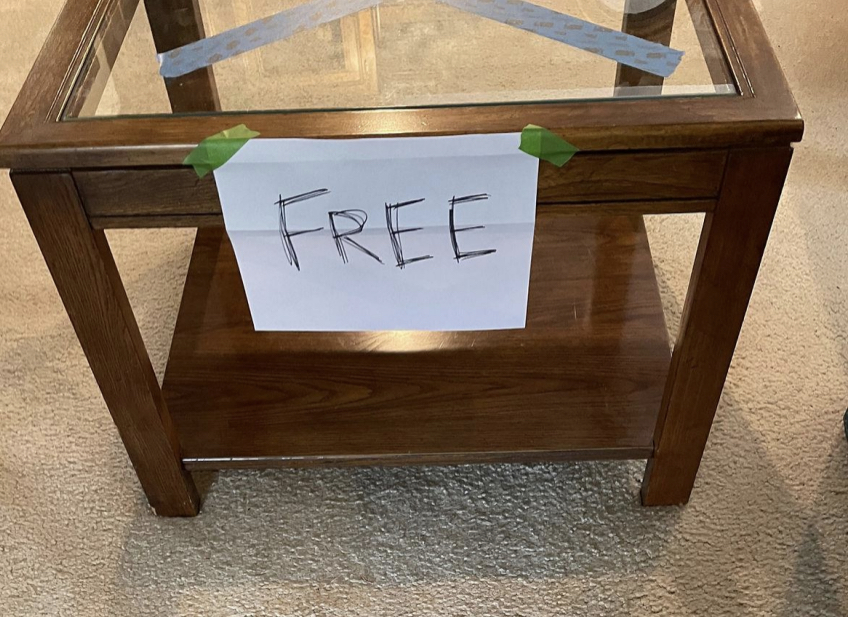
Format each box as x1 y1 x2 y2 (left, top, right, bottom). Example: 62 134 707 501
0 0 109 135
162 214 671 464
63 0 138 118
72 150 726 222
10 172 199 516
143 0 221 113
0 0 803 513
537 150 726 202
92 213 225 228
183 449 652 470
0 113 801 169
685 0 734 87
86 200 717 229
614 0 677 94
0 0 801 169
641 147 793 505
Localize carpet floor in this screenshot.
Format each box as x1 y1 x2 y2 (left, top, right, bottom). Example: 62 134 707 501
0 0 847 615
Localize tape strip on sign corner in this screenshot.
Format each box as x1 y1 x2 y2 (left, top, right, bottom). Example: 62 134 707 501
158 0 382 78
439 0 684 78
519 125 579 167
183 124 261 178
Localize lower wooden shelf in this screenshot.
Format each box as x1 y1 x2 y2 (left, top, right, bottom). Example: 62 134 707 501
162 211 671 469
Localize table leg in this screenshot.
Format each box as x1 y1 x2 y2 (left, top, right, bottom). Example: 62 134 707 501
641 147 793 505
614 0 677 94
11 172 199 516
144 0 221 112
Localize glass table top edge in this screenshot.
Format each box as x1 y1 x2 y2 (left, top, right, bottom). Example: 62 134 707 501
60 0 740 121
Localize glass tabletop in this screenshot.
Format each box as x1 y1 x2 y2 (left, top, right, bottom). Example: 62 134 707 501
64 0 735 119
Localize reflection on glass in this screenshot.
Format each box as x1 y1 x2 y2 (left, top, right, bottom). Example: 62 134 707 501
64 0 735 119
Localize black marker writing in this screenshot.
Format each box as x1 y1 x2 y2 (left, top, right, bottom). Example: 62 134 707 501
385 198 434 268
448 193 496 262
328 210 383 265
277 189 327 271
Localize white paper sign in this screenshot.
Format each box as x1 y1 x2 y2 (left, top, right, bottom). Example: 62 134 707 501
213 133 539 331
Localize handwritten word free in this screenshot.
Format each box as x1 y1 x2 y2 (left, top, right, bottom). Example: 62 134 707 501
214 134 538 330
276 189 496 270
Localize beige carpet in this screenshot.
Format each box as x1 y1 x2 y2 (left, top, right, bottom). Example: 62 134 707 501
0 0 847 615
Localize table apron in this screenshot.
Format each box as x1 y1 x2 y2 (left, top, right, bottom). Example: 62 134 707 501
71 149 726 228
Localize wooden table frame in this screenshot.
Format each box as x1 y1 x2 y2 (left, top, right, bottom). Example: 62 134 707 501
0 0 801 516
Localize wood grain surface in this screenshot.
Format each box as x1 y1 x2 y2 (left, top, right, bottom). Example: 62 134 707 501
162 213 672 465
0 0 802 169
143 0 221 113
74 149 726 223
641 147 794 505
11 171 199 516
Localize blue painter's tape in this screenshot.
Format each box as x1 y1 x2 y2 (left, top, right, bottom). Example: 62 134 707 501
158 0 684 81
158 0 382 78
439 0 684 78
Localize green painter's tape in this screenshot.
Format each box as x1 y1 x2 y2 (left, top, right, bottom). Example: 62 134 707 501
519 124 579 167
183 124 260 178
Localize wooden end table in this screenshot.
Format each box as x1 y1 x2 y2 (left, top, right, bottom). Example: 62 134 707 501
0 0 802 516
